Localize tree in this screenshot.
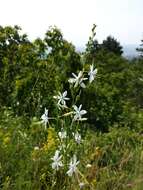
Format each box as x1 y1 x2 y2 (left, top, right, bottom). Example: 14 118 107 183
0 25 81 117
101 36 123 56
0 25 29 106
44 26 81 89
81 51 131 131
136 39 143 58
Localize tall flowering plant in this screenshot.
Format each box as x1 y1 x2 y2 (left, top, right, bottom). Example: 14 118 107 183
40 64 97 188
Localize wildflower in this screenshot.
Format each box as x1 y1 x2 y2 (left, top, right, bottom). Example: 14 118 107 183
79 182 85 189
41 108 49 129
51 150 63 171
88 64 97 83
73 104 87 121
58 130 67 140
34 146 39 150
53 91 69 108
74 132 81 144
86 164 92 168
68 71 87 88
67 154 79 176
139 77 143 81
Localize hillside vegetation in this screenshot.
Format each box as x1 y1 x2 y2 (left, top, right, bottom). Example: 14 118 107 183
0 25 143 190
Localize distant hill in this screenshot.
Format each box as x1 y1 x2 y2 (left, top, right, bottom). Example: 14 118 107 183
76 44 139 59
123 44 139 59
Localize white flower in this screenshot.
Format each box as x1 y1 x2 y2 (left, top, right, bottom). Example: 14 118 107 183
47 47 52 54
34 146 39 151
58 130 67 140
74 132 81 144
68 71 87 88
139 77 143 81
41 108 49 129
73 104 87 121
53 91 69 108
88 64 97 83
79 182 85 189
51 150 63 171
5 39 9 45
86 164 92 168
67 155 79 176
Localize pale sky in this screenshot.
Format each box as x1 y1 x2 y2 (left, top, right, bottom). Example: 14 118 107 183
0 0 143 47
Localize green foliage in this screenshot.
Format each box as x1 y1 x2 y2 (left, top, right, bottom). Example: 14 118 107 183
101 36 123 56
81 51 137 131
0 26 81 117
81 26 143 131
85 128 143 190
0 25 29 106
0 109 143 190
0 24 143 189
0 24 143 130
85 25 123 61
44 26 82 82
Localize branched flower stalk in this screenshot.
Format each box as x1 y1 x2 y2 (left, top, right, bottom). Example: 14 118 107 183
40 64 97 188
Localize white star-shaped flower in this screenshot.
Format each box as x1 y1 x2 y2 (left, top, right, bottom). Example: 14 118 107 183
68 71 87 88
73 104 87 121
79 182 85 189
58 130 67 140
41 108 52 129
53 91 69 108
67 155 79 176
88 64 97 83
74 132 81 144
51 150 63 171
34 146 39 151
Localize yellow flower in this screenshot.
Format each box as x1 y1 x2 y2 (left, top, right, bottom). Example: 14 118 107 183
95 147 101 157
3 136 10 146
43 127 57 151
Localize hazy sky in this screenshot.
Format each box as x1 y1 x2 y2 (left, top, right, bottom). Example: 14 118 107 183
0 0 143 47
